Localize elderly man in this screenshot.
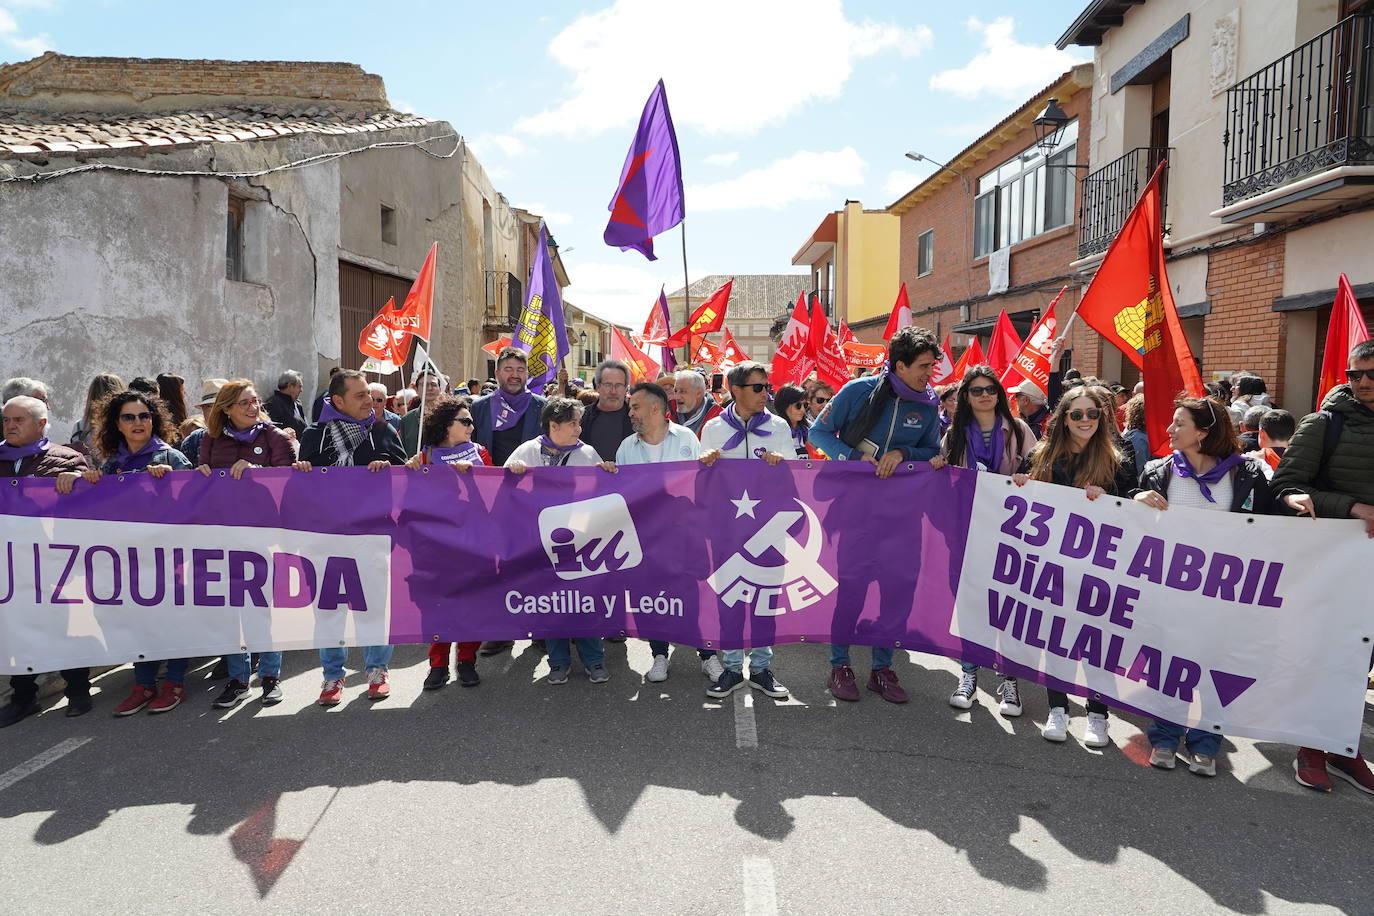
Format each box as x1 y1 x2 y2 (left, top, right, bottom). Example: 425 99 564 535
579 359 635 461
0 395 93 726
264 370 308 435
397 369 446 456
1 377 48 405
1013 380 1051 439
367 382 403 430
673 369 721 438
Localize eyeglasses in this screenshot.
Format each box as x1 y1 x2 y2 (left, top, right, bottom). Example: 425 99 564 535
599 382 628 391
235 397 261 409
811 396 830 405
1346 368 1374 382
119 411 153 423
1067 408 1102 422
737 383 769 393
967 384 999 397
371 396 387 403
454 417 475 427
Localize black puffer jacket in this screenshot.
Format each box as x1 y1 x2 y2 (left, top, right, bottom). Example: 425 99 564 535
1137 454 1272 514
1270 386 1374 519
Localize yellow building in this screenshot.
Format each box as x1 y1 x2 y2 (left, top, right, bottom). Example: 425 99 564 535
791 200 899 334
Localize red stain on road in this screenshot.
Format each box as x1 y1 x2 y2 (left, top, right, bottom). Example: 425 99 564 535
230 797 303 897
1120 732 1153 766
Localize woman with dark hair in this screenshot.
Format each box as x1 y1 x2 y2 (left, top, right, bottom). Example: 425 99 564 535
69 372 125 453
128 376 159 397
156 373 190 435
1122 393 1150 470
55 390 193 716
941 366 1035 716
1013 384 1136 748
937 384 958 434
771 384 813 459
405 395 489 689
803 381 835 425
1133 395 1270 777
196 379 297 708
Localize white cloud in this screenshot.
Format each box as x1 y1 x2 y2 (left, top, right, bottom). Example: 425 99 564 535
562 261 693 329
515 0 932 138
686 147 866 212
518 202 573 227
704 151 739 167
929 17 1086 101
0 6 53 56
469 132 529 158
883 169 921 197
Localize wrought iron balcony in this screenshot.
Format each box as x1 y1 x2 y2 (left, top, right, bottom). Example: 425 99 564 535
1077 147 1170 259
1222 13 1374 210
483 270 523 328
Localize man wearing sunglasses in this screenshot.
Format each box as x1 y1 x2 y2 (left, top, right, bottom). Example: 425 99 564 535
1272 339 1374 794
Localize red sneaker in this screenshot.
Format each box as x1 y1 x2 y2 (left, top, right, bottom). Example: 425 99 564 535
113 685 156 717
317 678 345 707
867 667 909 704
827 665 860 702
145 682 185 714
367 669 390 700
1293 747 1332 791
1327 752 1374 795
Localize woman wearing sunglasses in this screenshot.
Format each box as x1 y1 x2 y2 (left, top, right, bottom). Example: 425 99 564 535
942 366 1036 717
1133 396 1270 777
405 396 490 689
197 379 298 709
771 384 823 459
1013 385 1137 747
804 382 835 425
55 390 194 716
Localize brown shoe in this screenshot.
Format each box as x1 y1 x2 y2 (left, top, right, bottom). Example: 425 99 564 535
827 665 860 701
1328 752 1374 795
867 667 909 704
1293 747 1332 791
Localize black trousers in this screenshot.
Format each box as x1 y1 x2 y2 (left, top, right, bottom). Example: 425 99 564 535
7 669 91 707
1046 688 1108 716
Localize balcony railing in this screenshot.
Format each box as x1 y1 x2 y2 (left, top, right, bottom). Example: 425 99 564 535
810 288 831 312
1222 13 1374 206
483 270 523 328
1077 147 1170 259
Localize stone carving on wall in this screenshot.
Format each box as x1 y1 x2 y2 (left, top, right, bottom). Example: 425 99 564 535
1211 9 1239 97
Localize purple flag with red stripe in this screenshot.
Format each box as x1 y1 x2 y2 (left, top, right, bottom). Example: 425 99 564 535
604 80 684 261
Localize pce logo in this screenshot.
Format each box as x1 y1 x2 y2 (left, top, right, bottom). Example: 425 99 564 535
537 494 644 580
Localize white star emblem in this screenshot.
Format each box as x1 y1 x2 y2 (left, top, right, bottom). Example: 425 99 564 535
732 491 760 518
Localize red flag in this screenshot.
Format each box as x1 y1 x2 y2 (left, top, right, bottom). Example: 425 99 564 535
481 335 513 360
692 336 727 370
610 326 661 383
665 279 731 347
769 292 814 386
1074 162 1203 455
985 310 1023 376
400 242 437 342
947 337 985 384
838 321 856 345
638 289 671 346
1318 273 1371 404
808 296 850 388
719 326 750 370
930 335 957 385
843 341 888 369
358 296 408 371
1000 288 1066 395
883 283 913 341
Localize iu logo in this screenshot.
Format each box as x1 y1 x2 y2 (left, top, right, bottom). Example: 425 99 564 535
707 493 837 616
537 494 644 580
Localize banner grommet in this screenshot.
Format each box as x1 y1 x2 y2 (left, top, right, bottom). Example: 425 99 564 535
117 475 125 482
218 470 227 478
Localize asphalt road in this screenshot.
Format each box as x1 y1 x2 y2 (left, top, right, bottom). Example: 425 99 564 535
1 641 1371 915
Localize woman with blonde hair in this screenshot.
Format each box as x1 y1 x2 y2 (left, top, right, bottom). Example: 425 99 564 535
69 372 125 453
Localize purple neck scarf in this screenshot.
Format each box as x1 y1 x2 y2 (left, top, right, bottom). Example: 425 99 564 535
0 437 49 462
430 443 483 465
225 421 267 444
115 436 170 471
887 370 939 405
965 421 1004 472
318 396 376 430
791 424 807 450
720 404 771 451
1171 450 1246 503
539 436 583 455
493 389 533 431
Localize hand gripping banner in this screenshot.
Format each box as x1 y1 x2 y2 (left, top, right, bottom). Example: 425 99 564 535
0 463 1368 752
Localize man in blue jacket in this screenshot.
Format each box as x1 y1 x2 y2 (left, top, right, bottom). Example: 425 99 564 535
809 325 947 704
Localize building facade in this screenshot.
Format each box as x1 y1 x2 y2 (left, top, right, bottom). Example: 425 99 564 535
666 274 811 367
791 201 900 333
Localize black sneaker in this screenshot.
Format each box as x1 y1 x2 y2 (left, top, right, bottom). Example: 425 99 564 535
706 668 746 699
0 700 38 728
748 669 789 699
212 679 249 708
423 667 450 690
455 661 480 687
259 677 283 706
65 694 94 718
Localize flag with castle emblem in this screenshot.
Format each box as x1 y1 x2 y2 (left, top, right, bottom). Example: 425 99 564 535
512 223 569 391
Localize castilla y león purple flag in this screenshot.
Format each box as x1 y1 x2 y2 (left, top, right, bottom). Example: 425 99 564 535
604 79 685 261
0 464 1370 752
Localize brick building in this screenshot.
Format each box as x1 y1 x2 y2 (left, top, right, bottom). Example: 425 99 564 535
883 65 1102 375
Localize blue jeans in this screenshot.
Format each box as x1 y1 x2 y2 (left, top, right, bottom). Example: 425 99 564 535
647 640 715 659
1148 720 1222 758
722 646 772 673
547 638 604 669
829 645 893 670
228 651 282 682
319 645 393 681
134 658 189 688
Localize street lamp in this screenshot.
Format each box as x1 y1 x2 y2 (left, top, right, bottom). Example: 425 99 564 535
1032 98 1071 156
905 151 963 178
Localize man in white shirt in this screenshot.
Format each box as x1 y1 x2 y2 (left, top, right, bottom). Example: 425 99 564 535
698 362 791 701
616 382 704 683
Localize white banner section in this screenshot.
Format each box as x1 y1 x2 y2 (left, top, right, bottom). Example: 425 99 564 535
952 476 1373 754
0 515 391 673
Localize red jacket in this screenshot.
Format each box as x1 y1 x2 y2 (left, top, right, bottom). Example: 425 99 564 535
199 425 296 469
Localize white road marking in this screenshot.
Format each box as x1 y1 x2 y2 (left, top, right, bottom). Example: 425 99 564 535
0 737 92 793
734 689 758 749
742 855 778 916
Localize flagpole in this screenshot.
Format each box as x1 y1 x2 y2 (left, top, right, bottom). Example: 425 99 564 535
679 219 692 365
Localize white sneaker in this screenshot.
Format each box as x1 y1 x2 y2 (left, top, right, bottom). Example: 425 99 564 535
701 655 725 681
1042 707 1069 742
948 671 977 709
1083 712 1110 747
647 655 669 683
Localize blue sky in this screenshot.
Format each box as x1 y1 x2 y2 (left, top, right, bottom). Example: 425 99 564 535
1 0 1091 327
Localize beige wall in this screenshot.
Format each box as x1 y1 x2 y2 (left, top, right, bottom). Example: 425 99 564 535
1282 211 1374 295
451 146 522 379
838 202 899 325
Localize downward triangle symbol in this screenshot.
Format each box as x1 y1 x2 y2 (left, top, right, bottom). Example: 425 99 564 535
1209 669 1257 707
